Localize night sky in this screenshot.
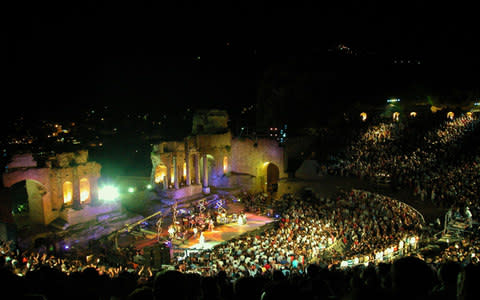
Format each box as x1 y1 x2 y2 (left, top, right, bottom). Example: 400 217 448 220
6 1 480 118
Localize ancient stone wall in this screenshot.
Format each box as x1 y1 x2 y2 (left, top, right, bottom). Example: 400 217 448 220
6 153 37 169
229 137 286 191
3 150 101 225
195 132 232 152
192 110 229 135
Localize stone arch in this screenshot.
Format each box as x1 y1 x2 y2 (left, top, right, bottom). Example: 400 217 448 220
79 178 90 203
9 179 49 225
266 163 279 193
3 169 52 224
9 181 29 215
63 181 73 205
154 164 167 185
223 155 228 173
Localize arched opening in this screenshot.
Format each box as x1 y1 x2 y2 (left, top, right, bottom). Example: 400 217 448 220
447 111 454 120
360 112 367 122
154 165 167 184
223 156 228 173
410 112 417 118
63 181 73 205
266 163 279 193
393 112 400 122
9 181 29 215
79 178 90 203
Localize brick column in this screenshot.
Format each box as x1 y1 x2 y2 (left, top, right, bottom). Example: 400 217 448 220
73 168 81 208
185 153 191 186
166 164 171 189
173 155 179 189
202 153 210 194
194 153 201 185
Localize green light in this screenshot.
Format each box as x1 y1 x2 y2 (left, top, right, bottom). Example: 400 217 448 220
128 187 135 193
146 184 152 190
99 185 119 202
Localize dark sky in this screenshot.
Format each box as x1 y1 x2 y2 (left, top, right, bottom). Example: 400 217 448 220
6 1 480 117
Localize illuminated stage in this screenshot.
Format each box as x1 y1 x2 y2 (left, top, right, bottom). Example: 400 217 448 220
129 213 275 254
181 213 275 251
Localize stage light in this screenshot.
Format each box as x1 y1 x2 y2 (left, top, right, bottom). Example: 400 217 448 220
64 245 69 250
128 187 135 193
99 185 119 202
146 184 152 190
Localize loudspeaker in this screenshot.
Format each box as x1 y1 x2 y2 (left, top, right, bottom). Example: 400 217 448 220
144 245 171 268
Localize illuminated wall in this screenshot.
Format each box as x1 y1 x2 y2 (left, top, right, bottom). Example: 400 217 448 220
2 150 101 226
63 181 73 204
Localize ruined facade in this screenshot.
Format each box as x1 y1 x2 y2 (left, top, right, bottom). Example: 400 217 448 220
3 150 101 225
151 110 286 198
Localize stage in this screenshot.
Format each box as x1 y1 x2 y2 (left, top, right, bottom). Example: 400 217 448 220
180 213 275 251
129 212 275 252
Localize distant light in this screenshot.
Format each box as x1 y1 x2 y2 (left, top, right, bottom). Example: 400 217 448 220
146 184 152 190
64 245 69 250
387 98 400 103
128 187 135 193
474 102 480 106
360 112 367 121
99 185 119 202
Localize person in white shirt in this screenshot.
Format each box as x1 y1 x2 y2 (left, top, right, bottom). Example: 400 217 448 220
199 232 205 248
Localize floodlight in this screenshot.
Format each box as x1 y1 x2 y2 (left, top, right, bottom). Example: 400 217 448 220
99 185 119 202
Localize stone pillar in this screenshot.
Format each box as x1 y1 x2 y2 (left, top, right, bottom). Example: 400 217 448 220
150 163 157 185
202 153 210 194
163 176 167 190
185 153 191 186
194 153 201 185
185 139 191 186
73 169 81 209
90 177 99 206
173 155 179 189
166 165 171 189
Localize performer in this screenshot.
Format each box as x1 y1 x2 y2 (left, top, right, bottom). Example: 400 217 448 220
199 231 205 249
168 225 176 239
208 218 215 231
193 226 198 238
238 213 244 225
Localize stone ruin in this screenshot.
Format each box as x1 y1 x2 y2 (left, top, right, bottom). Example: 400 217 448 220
3 150 101 226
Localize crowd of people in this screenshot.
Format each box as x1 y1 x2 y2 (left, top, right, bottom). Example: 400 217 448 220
2 112 480 299
331 113 480 213
3 238 480 300
175 189 425 277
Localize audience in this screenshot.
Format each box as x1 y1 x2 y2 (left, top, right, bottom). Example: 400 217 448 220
1 112 479 299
